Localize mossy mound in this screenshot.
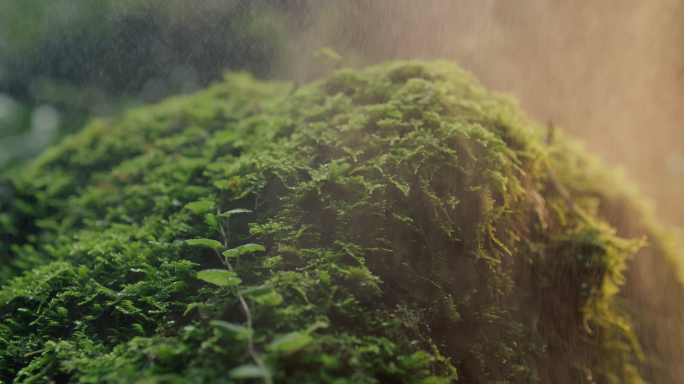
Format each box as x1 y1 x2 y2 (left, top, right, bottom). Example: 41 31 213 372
1 61 683 383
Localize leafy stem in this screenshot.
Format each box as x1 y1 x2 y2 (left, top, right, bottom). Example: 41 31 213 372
217 210 273 384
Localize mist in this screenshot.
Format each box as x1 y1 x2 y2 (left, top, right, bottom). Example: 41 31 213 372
282 0 684 227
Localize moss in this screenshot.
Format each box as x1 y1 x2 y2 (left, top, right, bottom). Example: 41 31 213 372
0 61 682 383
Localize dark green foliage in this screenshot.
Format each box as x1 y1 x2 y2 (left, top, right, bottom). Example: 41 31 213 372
0 61 677 383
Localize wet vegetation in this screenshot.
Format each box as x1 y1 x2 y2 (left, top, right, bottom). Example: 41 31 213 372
1 61 682 383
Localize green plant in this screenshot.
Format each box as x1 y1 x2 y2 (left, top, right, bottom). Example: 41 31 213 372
188 206 273 383
0 61 682 383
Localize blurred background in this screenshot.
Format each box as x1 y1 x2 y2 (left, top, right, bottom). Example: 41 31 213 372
1 0 683 229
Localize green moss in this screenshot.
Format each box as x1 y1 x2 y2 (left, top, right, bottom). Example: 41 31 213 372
0 61 682 383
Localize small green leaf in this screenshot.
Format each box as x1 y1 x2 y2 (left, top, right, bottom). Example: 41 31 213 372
254 291 283 306
197 269 241 286
229 364 269 379
219 208 252 217
235 243 266 255
241 285 283 306
222 249 239 258
213 180 233 189
268 332 313 352
204 213 217 228
184 201 215 214
223 243 265 257
186 238 223 250
241 285 275 298
209 320 253 340
305 320 329 334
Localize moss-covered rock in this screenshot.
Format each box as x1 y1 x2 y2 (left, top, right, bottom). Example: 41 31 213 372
0 61 682 383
